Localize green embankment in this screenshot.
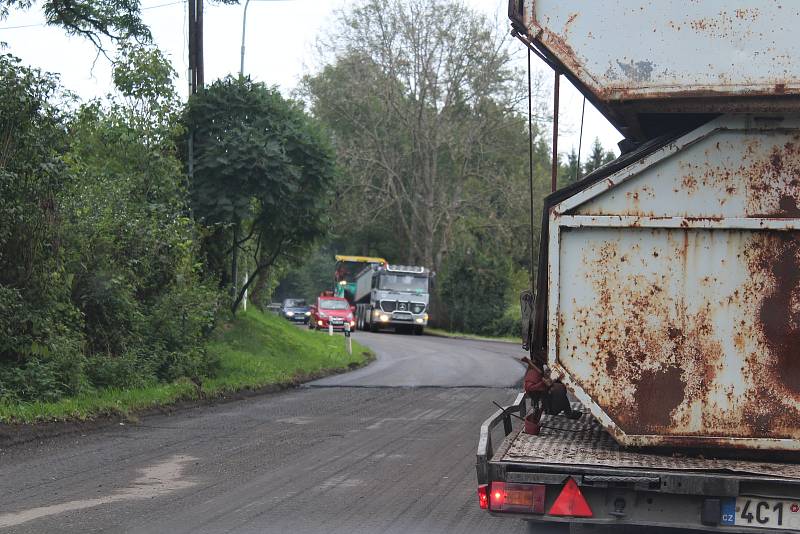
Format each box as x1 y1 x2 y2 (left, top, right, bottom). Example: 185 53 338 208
0 309 372 424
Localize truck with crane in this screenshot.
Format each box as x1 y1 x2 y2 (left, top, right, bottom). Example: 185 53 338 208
478 2 800 532
332 255 386 303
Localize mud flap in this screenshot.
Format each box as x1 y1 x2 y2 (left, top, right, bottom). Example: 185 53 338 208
520 289 534 351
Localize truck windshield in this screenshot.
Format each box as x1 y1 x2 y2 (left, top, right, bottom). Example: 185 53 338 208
284 299 306 308
379 274 428 293
319 299 349 310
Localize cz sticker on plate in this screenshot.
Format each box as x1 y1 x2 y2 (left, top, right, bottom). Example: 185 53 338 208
722 497 800 530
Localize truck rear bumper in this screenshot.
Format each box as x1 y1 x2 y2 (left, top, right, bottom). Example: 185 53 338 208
478 394 800 532
384 319 427 327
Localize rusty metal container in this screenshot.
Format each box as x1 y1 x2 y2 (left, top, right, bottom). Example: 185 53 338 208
509 0 800 139
548 113 800 451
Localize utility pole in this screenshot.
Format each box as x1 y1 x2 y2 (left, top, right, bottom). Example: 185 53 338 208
188 0 195 94
187 0 204 237
196 0 204 88
188 0 204 94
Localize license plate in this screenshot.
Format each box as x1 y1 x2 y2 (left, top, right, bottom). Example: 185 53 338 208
722 497 800 530
394 316 411 321
331 319 343 324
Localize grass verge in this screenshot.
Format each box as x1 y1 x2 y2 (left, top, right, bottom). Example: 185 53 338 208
0 309 372 424
426 327 518 344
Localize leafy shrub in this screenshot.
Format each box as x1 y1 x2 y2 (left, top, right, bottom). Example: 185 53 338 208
489 307 522 339
0 358 64 403
437 237 512 335
84 351 154 390
0 49 225 406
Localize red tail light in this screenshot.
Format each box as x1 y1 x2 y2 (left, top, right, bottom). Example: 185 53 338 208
487 482 545 513
478 484 489 509
490 482 505 510
548 478 593 517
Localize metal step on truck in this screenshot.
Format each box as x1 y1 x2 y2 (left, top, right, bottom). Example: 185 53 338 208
479 1 800 532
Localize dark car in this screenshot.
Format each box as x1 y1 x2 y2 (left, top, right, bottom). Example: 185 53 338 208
280 298 311 324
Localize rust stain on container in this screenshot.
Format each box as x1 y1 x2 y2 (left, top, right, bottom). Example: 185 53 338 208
565 225 800 443
752 234 800 392
634 365 685 428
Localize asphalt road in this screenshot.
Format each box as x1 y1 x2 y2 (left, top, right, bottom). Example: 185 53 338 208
312 331 525 387
0 331 555 534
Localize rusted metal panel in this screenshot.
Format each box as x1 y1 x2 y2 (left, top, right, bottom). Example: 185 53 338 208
575 121 800 219
548 114 800 450
510 1 800 139
519 0 800 101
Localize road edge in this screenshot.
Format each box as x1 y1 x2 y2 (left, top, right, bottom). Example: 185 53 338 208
0 352 376 449
424 330 519 345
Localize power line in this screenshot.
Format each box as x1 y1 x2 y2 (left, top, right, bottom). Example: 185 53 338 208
142 1 184 11
0 22 42 30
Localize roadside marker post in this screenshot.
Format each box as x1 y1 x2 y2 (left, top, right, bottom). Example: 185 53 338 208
328 323 333 336
242 273 248 311
344 323 352 355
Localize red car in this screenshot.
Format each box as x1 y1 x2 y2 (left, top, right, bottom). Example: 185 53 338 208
309 296 356 331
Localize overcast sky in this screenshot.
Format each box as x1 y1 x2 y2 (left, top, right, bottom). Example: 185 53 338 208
1 0 622 159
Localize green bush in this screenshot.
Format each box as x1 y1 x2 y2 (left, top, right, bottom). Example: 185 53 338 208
84 351 153 390
0 49 225 406
437 237 513 336
489 308 521 339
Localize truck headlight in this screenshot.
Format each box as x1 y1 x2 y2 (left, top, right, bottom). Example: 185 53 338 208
379 314 390 322
415 318 424 324
286 311 294 317
304 311 311 316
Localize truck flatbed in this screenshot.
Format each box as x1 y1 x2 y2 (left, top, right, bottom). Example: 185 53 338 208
478 394 800 532
498 409 800 481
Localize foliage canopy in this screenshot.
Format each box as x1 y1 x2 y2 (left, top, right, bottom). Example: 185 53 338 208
186 77 337 312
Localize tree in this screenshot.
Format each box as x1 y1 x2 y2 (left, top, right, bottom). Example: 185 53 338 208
0 45 223 403
63 44 221 384
583 137 616 176
0 54 82 401
437 229 513 335
186 77 336 313
558 148 580 187
302 0 537 272
0 0 151 51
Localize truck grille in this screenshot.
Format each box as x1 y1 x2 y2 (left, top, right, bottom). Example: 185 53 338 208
380 301 425 314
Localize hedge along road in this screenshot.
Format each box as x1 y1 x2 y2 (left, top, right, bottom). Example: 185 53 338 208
0 331 568 534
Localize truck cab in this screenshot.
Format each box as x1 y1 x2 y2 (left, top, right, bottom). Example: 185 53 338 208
354 265 430 335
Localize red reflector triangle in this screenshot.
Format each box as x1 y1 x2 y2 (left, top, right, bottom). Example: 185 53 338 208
548 478 592 517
